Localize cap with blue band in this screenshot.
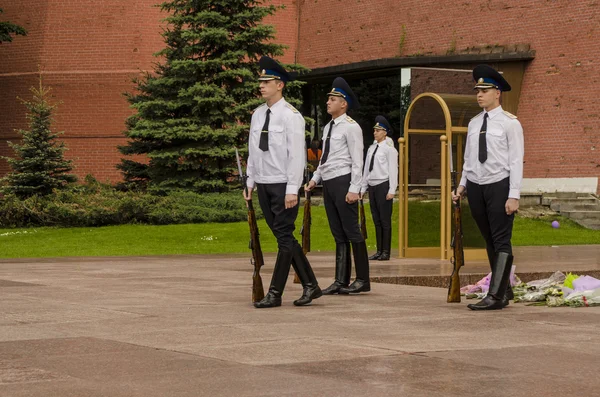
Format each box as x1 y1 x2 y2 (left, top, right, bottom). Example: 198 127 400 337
328 87 353 109
373 115 392 135
472 64 512 92
257 56 293 83
326 77 360 110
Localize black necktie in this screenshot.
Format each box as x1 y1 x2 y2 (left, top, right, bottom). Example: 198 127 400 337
369 145 379 172
259 109 271 152
478 113 488 163
320 120 334 164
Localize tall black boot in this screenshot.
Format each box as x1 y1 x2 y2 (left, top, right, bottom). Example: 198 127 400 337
486 244 513 308
339 241 371 294
468 252 513 311
369 227 383 260
322 242 351 295
254 250 294 308
291 242 322 306
503 259 515 307
378 228 392 261
503 284 514 308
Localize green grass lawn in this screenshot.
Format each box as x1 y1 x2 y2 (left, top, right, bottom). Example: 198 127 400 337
0 202 598 258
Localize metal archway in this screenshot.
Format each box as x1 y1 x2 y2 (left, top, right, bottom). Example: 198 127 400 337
398 93 486 260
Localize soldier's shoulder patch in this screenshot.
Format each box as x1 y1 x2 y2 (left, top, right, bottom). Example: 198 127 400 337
471 111 484 120
285 103 299 113
386 140 394 148
346 116 356 123
503 110 518 119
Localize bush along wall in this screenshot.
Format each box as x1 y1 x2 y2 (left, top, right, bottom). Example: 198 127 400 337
0 178 258 228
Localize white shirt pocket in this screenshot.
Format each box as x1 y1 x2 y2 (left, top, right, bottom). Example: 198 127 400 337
329 133 344 152
487 127 504 137
250 127 261 147
269 127 285 147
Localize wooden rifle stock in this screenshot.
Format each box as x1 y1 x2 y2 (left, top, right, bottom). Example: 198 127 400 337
301 188 311 254
447 170 465 303
359 199 368 240
235 148 265 303
294 178 312 284
247 196 265 303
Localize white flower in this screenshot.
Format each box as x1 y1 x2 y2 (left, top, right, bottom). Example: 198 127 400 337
0 230 37 237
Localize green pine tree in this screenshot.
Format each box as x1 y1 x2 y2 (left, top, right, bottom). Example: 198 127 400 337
119 0 308 193
0 8 27 44
1 77 77 198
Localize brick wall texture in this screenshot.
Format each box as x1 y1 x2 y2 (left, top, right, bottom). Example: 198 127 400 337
1 0 598 192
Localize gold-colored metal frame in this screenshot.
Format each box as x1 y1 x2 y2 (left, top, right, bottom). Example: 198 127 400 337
398 93 487 260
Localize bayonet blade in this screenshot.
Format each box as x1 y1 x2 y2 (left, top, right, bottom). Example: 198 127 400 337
235 147 244 179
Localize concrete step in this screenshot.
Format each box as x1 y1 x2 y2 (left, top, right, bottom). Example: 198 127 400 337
552 202 600 212
520 194 542 206
372 269 600 288
542 192 594 200
543 195 597 206
549 198 599 211
576 218 600 230
561 210 600 220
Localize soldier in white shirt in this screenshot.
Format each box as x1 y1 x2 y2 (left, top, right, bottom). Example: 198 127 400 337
244 56 322 308
452 64 524 311
305 77 371 295
360 116 398 261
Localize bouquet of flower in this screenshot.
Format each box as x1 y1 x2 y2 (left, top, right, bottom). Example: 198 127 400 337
514 272 565 303
564 288 600 307
546 296 566 307
462 270 600 308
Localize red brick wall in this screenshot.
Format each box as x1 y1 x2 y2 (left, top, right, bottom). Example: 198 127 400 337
0 1 165 182
0 1 299 183
297 0 600 193
265 0 299 64
1 1 599 192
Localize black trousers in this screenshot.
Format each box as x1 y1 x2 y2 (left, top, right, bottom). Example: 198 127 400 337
322 173 363 244
256 183 299 252
368 181 393 230
466 177 514 265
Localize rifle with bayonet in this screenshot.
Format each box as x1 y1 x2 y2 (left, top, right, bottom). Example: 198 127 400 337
359 198 368 240
235 148 265 303
294 165 312 284
447 139 464 303
301 166 312 254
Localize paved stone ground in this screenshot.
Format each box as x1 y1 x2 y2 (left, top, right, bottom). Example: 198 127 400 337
1 247 599 396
